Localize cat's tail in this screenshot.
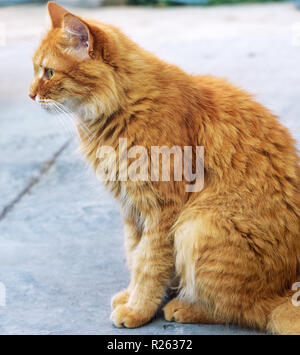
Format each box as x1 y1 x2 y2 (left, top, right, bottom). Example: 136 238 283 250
266 288 300 335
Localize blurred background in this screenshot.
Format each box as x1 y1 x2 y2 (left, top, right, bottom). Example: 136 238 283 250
1 0 300 8
0 0 299 335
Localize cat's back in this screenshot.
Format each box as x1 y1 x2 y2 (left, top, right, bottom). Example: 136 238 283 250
192 74 298 154
191 74 299 208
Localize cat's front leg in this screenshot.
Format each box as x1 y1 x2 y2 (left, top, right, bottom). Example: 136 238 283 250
111 218 142 310
110 222 174 328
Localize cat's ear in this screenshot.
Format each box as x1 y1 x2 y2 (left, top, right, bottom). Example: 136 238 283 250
62 13 94 59
47 2 69 28
47 2 94 59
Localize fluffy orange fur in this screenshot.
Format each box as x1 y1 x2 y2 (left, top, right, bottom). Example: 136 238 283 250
29 2 300 334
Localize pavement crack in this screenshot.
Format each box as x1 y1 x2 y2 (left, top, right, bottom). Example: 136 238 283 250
0 139 71 222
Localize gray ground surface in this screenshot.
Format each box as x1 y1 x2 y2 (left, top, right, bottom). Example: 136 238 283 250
0 3 299 335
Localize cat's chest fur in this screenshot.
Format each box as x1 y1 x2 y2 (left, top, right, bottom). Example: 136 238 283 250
79 123 159 232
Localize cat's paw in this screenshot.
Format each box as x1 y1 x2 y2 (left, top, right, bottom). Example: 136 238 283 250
164 298 218 324
110 305 152 328
163 298 189 323
111 290 130 309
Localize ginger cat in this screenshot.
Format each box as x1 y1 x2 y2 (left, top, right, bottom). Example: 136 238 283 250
29 2 300 334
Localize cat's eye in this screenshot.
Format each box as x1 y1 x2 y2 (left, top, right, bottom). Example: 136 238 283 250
45 68 55 80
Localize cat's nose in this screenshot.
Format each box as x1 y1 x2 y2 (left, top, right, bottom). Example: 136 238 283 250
29 93 36 101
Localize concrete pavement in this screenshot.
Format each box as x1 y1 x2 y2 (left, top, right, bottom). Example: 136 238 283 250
0 3 299 334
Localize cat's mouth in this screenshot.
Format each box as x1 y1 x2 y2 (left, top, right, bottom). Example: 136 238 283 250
36 97 66 115
40 103 56 113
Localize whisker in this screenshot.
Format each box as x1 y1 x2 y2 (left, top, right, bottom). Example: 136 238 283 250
38 99 99 142
54 102 81 138
52 103 76 137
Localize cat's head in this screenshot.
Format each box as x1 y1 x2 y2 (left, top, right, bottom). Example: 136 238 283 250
29 2 126 119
